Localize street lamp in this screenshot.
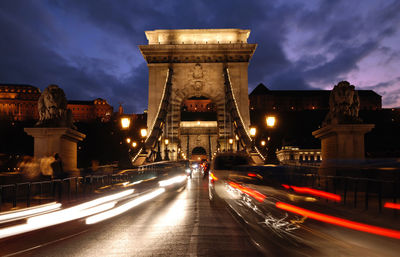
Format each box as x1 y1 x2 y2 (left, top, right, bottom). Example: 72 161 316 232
261 140 266 147
266 116 276 128
249 126 256 151
132 141 137 148
140 128 147 154
229 138 233 151
121 117 130 129
265 116 278 164
126 138 131 144
140 128 147 138
164 138 170 161
249 127 257 137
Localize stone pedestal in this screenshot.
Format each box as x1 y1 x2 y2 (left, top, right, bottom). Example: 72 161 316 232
24 127 86 175
312 124 374 175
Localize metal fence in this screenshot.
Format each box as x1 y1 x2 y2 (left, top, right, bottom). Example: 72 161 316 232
0 161 189 212
261 169 400 215
0 174 134 212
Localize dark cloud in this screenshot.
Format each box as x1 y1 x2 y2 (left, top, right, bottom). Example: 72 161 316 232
304 41 379 84
0 0 399 111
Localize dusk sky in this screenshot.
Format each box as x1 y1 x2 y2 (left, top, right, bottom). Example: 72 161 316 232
1 0 399 113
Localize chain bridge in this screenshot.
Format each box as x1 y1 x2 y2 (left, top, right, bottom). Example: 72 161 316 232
132 29 264 165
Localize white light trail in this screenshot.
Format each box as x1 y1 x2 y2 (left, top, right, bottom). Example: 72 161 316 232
0 202 116 239
27 189 134 224
158 175 187 187
86 188 165 225
0 202 61 223
0 189 134 239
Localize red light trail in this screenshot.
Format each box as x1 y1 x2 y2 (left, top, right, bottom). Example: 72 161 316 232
282 184 341 202
229 182 266 202
384 202 400 210
276 202 400 240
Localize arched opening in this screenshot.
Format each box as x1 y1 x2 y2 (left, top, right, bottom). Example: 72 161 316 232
181 96 217 121
191 146 207 162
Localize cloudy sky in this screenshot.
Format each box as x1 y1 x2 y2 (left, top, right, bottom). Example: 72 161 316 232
1 0 399 112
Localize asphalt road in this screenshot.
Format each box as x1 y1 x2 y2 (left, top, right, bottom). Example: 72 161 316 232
0 172 263 257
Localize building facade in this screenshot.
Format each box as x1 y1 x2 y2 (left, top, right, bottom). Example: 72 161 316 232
249 83 382 112
0 84 113 122
67 99 113 122
0 84 41 121
276 146 322 166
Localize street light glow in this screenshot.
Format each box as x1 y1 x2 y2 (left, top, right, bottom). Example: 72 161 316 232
266 116 276 127
261 140 266 146
164 138 169 145
229 138 233 144
249 127 256 137
121 117 131 129
132 142 137 148
140 128 147 138
126 138 131 144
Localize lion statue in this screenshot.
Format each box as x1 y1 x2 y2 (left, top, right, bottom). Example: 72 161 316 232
35 84 75 129
323 81 362 126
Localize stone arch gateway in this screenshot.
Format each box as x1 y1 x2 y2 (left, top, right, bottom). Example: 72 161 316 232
135 29 264 163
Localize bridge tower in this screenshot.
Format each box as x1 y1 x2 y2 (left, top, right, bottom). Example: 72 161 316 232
139 29 258 162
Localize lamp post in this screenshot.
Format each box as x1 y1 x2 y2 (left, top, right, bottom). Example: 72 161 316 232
155 137 162 162
265 115 278 164
164 138 170 161
140 128 147 154
228 138 233 152
249 126 256 151
235 134 240 152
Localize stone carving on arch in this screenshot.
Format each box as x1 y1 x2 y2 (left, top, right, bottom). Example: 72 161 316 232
171 63 225 106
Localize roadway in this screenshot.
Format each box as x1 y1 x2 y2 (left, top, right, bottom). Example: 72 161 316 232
0 171 263 257
1 168 400 257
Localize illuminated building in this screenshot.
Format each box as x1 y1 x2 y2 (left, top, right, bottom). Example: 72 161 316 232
276 146 322 166
0 84 113 122
67 99 113 122
0 84 41 121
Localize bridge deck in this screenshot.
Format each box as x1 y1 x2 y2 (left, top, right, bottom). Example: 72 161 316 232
0 172 262 257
